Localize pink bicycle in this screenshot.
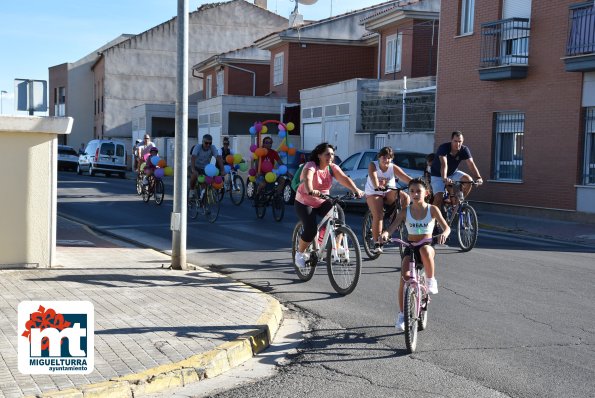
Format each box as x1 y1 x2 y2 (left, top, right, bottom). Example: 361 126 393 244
388 236 433 353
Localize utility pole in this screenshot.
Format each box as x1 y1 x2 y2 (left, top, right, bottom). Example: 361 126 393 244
0 90 6 114
171 0 189 270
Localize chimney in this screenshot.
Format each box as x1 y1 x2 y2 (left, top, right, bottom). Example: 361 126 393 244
255 0 267 9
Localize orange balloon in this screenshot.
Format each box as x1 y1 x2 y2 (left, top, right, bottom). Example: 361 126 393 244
212 182 223 190
280 145 289 152
226 154 234 164
157 159 167 168
288 148 296 156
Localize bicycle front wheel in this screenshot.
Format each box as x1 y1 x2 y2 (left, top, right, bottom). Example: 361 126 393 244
229 175 245 205
255 193 266 219
398 222 408 258
246 180 256 200
326 225 361 295
403 284 419 353
205 186 220 223
417 268 429 331
136 175 143 195
272 193 285 222
457 204 478 252
292 222 316 281
362 210 380 260
142 184 151 203
154 179 164 205
188 189 199 219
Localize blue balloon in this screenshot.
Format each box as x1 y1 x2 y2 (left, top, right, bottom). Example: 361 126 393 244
234 164 240 170
278 165 288 175
288 143 294 148
224 165 231 174
249 126 256 135
278 131 286 138
205 163 217 177
150 155 160 166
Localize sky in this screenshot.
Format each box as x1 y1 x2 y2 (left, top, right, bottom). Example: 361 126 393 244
0 0 387 116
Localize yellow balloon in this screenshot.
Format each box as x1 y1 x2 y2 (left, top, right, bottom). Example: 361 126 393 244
140 162 146 170
265 172 276 183
261 125 268 134
233 153 242 164
164 166 173 176
253 153 258 160
249 175 256 182
286 122 295 131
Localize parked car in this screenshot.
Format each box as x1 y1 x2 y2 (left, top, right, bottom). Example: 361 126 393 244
330 149 427 207
282 149 342 205
77 139 127 178
57 145 79 171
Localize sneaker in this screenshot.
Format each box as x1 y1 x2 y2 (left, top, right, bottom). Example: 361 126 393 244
294 251 309 270
427 277 438 294
373 242 383 254
396 312 405 331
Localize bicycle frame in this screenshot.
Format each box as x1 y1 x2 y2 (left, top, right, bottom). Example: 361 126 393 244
390 237 432 314
312 202 345 260
443 181 475 225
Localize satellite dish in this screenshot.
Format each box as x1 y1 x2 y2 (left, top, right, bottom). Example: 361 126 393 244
297 0 318 4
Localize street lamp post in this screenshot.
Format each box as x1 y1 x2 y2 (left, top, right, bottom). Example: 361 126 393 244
0 90 7 114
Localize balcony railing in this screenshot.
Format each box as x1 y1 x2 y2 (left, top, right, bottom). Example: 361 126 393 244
565 3 595 72
480 18 531 68
567 3 595 56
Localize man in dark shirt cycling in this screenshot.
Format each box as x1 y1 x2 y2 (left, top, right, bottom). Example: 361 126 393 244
430 130 483 207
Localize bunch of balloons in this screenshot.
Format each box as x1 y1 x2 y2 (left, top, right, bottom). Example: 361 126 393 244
247 120 295 183
139 151 173 179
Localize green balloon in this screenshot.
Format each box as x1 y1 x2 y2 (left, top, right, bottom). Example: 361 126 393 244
239 162 248 172
197 175 205 183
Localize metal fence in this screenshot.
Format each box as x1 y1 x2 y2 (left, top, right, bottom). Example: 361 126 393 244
360 76 436 133
493 112 524 181
480 18 530 68
567 3 595 56
584 107 595 185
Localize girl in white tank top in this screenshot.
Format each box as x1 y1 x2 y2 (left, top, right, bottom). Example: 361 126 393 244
364 160 397 196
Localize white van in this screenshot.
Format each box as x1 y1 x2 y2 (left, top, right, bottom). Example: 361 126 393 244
77 139 127 178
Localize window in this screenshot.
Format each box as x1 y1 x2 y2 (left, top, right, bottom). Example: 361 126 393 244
460 0 475 35
216 70 224 96
273 53 284 86
339 154 359 171
385 33 402 73
583 107 595 184
493 112 524 181
358 151 377 170
205 76 212 99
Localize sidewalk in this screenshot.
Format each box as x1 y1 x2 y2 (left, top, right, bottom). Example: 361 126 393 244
0 217 282 398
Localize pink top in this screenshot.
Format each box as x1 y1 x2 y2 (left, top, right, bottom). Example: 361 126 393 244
295 161 340 208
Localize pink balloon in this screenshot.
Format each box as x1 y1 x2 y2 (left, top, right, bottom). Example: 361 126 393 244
250 144 258 153
255 122 263 133
261 160 273 173
143 153 151 161
248 168 257 176
278 123 286 131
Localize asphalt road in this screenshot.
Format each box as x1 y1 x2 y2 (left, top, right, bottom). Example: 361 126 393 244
57 171 595 398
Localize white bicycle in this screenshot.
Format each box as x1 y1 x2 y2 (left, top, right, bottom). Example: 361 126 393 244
291 193 362 295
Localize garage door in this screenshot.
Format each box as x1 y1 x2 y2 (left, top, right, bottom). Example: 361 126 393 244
303 123 322 151
324 119 349 160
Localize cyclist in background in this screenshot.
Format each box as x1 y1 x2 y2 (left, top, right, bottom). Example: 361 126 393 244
294 142 364 269
189 134 225 199
430 131 483 207
365 146 412 254
381 178 450 331
142 146 159 185
137 134 155 173
254 136 285 195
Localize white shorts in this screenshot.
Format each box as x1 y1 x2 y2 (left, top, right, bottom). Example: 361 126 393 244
431 170 467 194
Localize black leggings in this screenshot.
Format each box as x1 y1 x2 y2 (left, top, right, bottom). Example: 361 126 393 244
294 200 345 243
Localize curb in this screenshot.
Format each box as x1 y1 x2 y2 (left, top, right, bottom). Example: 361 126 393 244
29 294 282 398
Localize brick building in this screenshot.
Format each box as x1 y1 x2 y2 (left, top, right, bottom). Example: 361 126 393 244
435 0 595 214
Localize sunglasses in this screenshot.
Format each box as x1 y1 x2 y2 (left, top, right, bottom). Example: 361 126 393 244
203 141 212 145
323 152 334 156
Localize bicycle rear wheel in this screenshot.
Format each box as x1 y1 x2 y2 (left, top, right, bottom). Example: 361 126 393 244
403 284 419 353
188 191 199 219
272 192 285 222
457 204 478 252
154 179 164 205
205 186 220 223
326 225 361 295
292 222 316 281
229 175 245 205
362 210 380 260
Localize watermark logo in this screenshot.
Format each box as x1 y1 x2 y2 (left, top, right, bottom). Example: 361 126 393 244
18 301 94 374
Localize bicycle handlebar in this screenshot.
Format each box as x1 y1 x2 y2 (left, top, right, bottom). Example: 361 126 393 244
373 186 402 193
318 192 357 203
386 235 445 248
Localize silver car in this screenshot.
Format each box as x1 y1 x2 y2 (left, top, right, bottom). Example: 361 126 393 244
330 149 427 206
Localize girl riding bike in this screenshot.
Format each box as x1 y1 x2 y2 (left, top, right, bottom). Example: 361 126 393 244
381 178 450 331
294 143 364 269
